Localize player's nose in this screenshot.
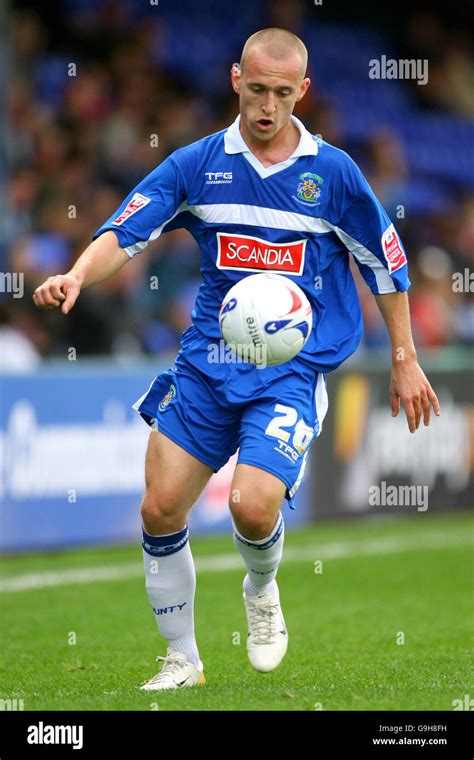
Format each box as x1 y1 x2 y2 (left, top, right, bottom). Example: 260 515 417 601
261 93 276 114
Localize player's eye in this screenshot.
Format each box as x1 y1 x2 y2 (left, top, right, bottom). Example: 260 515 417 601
277 90 292 97
250 85 265 93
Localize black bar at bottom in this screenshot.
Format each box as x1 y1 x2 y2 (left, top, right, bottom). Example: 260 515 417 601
0 710 472 757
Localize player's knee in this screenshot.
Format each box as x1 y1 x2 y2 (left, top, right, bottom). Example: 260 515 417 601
230 493 280 539
140 485 185 532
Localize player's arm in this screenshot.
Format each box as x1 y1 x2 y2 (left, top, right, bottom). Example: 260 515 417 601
34 150 190 316
333 152 440 433
374 290 440 433
33 231 128 315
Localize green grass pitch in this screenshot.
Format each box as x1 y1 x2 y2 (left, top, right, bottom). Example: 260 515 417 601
0 512 472 711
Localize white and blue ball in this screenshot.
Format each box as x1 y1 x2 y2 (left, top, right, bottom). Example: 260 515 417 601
218 273 313 366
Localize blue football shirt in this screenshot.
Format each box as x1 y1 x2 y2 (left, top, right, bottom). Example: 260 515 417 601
94 114 410 373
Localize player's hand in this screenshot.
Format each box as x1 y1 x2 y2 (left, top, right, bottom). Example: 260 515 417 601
33 274 81 315
390 358 440 433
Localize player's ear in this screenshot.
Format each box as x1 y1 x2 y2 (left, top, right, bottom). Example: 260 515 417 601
231 62 241 93
296 77 311 102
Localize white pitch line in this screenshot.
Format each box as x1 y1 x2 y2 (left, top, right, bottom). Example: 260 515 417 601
0 530 471 593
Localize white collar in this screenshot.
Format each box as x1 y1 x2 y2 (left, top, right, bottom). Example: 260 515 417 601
224 113 318 159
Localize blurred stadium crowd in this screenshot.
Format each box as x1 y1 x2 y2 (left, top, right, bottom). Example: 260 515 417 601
2 0 473 370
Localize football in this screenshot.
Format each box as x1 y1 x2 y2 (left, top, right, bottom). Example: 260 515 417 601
218 273 313 367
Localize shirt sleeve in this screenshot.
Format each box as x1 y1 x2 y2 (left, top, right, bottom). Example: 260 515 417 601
93 152 188 257
334 154 410 294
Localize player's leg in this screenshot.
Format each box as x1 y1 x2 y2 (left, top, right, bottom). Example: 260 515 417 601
140 429 212 686
230 463 286 592
229 463 288 672
141 428 212 535
134 355 241 689
230 368 328 672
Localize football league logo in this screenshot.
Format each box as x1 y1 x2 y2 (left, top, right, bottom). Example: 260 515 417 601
295 172 324 205
381 224 407 273
112 193 151 225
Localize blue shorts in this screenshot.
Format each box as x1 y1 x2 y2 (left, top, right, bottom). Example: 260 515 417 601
133 326 328 509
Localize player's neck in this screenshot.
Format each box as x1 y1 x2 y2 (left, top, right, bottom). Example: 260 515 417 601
239 118 301 168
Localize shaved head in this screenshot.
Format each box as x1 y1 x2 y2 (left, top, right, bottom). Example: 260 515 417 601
240 28 308 79
231 27 311 150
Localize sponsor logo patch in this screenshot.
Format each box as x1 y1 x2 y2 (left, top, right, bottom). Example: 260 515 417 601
159 384 176 411
216 233 306 274
205 171 233 184
113 193 151 225
381 224 407 273
152 603 187 615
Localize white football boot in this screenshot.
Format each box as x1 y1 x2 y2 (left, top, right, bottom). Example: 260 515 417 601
140 648 205 691
243 579 288 672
